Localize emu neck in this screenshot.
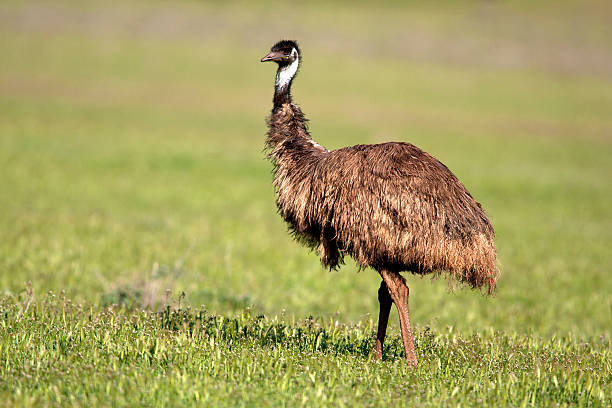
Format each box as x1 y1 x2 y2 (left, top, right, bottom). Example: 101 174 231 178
273 58 299 109
273 83 292 108
267 56 327 165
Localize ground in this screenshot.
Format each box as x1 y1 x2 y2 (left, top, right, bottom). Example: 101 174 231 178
0 0 611 406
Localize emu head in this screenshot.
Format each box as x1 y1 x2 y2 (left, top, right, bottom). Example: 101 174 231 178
261 40 300 90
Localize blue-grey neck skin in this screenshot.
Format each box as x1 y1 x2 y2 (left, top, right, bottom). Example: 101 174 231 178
273 80 292 108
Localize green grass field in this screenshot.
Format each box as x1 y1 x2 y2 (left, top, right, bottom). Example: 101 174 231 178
1 1 611 406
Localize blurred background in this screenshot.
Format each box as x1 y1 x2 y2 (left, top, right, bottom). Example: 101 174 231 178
1 0 610 337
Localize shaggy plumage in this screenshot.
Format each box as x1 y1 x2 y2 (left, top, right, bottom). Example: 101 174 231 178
261 40 498 364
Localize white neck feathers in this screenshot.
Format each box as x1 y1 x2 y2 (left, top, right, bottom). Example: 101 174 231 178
275 49 299 90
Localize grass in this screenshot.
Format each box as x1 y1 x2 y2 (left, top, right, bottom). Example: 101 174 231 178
1 0 611 406
2 294 610 407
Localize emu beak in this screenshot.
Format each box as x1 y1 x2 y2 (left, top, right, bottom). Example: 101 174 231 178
260 51 283 62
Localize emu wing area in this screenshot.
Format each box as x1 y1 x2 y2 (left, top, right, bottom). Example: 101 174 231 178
302 142 497 292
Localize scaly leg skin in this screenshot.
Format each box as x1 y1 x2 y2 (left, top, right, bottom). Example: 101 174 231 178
375 280 392 360
379 269 418 366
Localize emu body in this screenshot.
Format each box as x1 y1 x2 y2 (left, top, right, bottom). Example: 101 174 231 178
262 41 498 365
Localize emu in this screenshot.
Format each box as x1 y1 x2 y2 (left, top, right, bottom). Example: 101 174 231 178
261 40 497 365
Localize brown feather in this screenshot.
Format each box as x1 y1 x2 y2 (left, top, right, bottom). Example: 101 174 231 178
265 69 498 295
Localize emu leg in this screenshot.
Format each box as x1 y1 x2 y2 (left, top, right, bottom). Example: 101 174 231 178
375 280 392 360
379 270 418 366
